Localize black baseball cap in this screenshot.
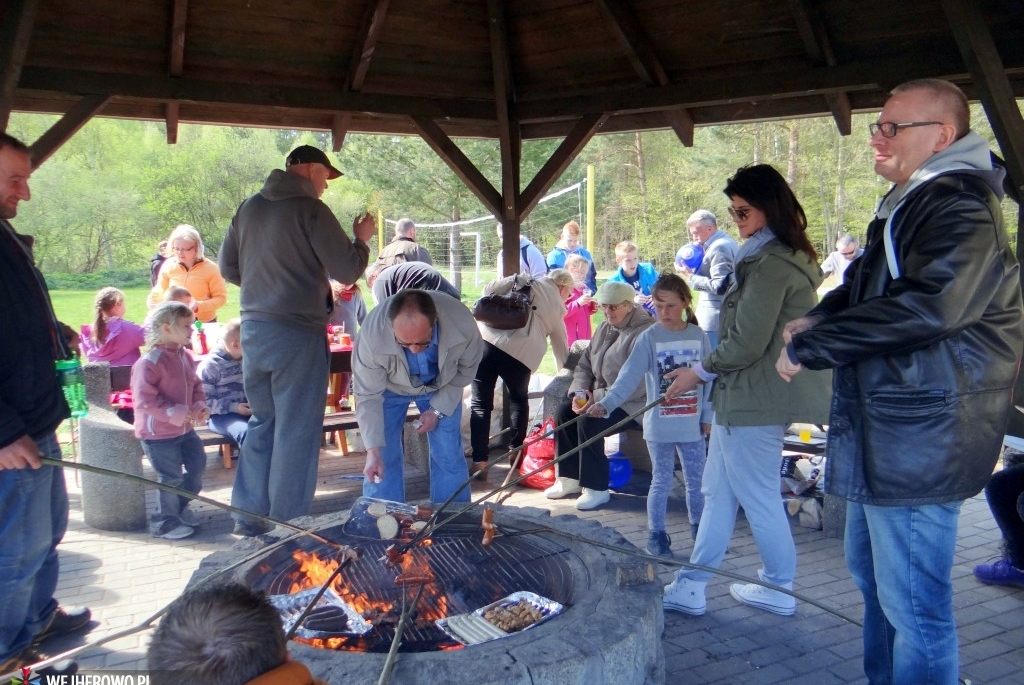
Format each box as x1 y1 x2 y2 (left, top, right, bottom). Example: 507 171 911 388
285 145 343 179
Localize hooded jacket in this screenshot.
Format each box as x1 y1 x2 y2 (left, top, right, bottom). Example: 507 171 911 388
705 238 832 427
81 317 146 366
791 132 1023 505
219 169 370 334
131 344 207 440
569 305 656 417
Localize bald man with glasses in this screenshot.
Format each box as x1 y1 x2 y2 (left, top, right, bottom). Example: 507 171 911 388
352 289 482 504
777 78 1023 685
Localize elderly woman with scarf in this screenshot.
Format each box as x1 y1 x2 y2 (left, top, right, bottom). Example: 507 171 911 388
543 280 656 511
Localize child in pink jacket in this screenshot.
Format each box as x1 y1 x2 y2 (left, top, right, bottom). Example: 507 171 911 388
132 302 209 540
563 254 598 346
81 287 146 366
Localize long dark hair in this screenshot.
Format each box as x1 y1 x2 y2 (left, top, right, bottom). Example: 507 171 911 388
724 164 817 261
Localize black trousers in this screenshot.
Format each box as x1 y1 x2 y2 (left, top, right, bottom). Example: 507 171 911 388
554 399 638 491
985 458 1024 567
470 343 532 462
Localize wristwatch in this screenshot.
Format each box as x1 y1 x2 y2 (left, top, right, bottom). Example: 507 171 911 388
429 408 444 419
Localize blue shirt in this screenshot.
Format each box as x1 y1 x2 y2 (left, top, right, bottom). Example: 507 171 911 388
402 324 440 387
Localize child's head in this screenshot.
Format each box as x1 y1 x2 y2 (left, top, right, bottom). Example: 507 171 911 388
92 287 126 343
147 301 194 348
651 273 698 326
221 318 243 359
561 220 581 250
165 285 193 305
565 254 590 286
614 240 640 276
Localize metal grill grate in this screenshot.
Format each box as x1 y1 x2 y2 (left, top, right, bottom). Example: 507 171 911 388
247 519 583 652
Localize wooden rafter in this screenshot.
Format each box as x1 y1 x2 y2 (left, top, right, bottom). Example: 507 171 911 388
29 94 110 167
488 0 522 274
592 0 694 146
165 101 179 144
788 0 852 135
164 0 188 144
334 0 391 150
411 115 502 219
0 0 40 132
520 113 608 217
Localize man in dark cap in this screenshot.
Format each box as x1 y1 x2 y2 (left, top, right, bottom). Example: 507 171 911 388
220 146 373 537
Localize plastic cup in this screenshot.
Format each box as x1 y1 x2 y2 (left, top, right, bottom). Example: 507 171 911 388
799 429 812 442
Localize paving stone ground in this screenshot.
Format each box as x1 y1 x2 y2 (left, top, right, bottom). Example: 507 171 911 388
42 440 1024 684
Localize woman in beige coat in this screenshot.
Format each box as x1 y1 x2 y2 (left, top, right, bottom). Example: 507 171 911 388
469 269 573 477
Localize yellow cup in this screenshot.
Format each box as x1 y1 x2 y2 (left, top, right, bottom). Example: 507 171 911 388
799 429 812 443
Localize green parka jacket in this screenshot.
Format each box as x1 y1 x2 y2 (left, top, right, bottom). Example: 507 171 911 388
705 239 832 426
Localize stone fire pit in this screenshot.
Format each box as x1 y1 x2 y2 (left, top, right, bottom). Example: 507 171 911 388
188 504 664 685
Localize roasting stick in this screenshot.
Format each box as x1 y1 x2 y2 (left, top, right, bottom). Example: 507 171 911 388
38 456 334 545
396 395 667 554
377 584 426 685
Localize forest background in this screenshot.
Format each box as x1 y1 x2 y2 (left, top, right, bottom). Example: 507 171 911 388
6 103 1020 299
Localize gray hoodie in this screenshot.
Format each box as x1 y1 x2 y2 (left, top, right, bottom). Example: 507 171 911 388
220 169 370 334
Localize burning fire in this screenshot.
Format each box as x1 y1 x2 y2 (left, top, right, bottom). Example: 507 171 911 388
287 539 449 637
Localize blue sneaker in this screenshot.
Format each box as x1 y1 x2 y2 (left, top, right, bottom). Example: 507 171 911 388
973 558 1024 587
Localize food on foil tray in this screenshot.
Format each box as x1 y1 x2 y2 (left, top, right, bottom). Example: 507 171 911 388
484 598 544 632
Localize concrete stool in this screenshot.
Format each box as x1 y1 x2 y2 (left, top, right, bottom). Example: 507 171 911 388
79 362 147 531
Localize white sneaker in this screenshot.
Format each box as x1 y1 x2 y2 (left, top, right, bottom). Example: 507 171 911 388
178 507 200 527
730 569 795 615
156 523 195 540
544 477 581 499
575 488 610 511
663 577 706 615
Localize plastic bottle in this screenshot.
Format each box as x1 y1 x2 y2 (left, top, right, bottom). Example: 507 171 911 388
56 356 89 418
192 320 209 355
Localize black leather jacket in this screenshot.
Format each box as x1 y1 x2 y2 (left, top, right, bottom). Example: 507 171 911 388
792 172 1023 505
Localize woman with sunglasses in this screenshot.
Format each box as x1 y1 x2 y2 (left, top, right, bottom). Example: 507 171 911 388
660 164 832 617
543 280 655 510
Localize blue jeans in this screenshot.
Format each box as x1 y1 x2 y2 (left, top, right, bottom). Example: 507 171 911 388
362 390 469 504
845 500 962 685
141 431 206 526
232 321 329 524
677 423 795 587
0 433 66 661
647 440 706 531
208 412 249 447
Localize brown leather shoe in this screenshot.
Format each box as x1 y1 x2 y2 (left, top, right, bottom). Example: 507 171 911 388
469 461 488 481
32 606 92 645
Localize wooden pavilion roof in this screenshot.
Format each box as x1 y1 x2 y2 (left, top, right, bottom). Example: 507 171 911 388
3 0 1024 246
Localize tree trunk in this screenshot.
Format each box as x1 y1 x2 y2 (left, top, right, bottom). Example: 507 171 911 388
634 132 650 236
787 125 799 185
450 204 462 293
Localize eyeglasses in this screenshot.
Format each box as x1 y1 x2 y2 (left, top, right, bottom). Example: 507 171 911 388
727 206 751 221
600 303 628 312
395 337 432 350
868 121 942 138
172 245 197 253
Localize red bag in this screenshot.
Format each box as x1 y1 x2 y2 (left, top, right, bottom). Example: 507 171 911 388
519 418 557 490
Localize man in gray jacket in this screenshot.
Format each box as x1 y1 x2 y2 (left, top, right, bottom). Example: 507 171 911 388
374 217 433 267
353 289 482 504
220 145 372 536
678 210 736 348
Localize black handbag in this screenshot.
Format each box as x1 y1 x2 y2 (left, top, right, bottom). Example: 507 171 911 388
471 275 534 329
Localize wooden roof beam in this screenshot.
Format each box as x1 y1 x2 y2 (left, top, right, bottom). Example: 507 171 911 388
0 0 40 132
165 101 179 144
941 0 1024 224
346 0 391 91
592 0 696 146
488 0 522 274
520 113 608 218
411 115 502 219
788 0 852 135
29 94 110 167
